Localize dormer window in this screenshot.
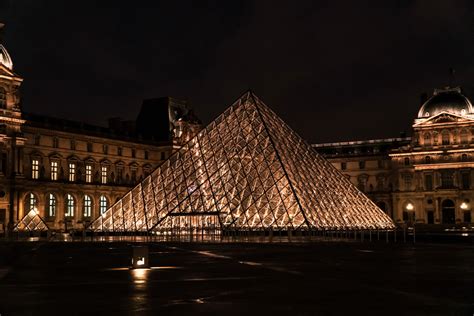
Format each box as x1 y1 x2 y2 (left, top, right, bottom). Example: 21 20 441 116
0 87 6 109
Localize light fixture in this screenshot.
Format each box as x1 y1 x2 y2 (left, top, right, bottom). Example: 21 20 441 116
405 203 414 211
461 202 469 210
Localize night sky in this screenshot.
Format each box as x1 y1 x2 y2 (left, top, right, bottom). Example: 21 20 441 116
1 0 473 143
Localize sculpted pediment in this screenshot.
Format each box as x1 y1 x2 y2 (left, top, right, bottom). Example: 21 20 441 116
414 112 474 127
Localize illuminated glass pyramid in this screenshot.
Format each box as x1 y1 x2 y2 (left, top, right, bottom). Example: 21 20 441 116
13 210 49 232
90 92 394 233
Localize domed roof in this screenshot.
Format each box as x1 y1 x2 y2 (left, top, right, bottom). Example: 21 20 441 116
0 44 13 70
418 87 473 118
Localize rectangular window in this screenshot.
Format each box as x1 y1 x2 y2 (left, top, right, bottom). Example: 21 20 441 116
50 161 58 181
403 174 412 191
101 166 107 184
87 142 93 152
464 211 472 223
341 162 347 170
68 163 75 182
461 172 470 190
424 174 433 191
160 152 165 160
132 149 136 158
144 151 149 160
32 159 39 179
118 147 122 156
70 139 76 150
441 170 454 188
131 169 137 182
53 137 59 148
86 165 92 183
103 144 108 154
34 135 40 146
117 168 123 183
359 161 365 169
427 211 434 224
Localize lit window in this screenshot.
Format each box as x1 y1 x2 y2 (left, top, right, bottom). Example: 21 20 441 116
83 195 92 217
48 194 56 217
99 195 108 215
25 193 37 212
50 161 58 181
86 165 92 183
101 166 108 184
31 159 39 179
65 194 74 217
68 163 75 182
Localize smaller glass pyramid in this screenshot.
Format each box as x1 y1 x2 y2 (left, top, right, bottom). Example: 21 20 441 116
90 92 394 233
13 210 49 232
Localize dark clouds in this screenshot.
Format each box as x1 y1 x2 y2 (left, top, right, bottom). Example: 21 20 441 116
1 0 473 142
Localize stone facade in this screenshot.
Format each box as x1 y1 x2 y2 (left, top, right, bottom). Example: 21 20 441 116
314 87 474 227
0 41 200 233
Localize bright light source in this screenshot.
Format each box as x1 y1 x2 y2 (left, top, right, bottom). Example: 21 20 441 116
461 202 469 210
137 257 145 266
405 203 414 211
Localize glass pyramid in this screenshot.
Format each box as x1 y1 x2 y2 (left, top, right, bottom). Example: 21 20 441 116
13 210 49 232
90 92 394 233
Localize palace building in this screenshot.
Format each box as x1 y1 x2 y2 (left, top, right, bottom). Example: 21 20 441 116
0 33 201 234
314 86 474 227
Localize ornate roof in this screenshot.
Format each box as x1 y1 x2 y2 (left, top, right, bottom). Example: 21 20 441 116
417 87 473 118
0 44 13 70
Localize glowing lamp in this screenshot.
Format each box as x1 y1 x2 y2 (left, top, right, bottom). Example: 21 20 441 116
132 246 149 269
405 203 414 211
460 202 469 210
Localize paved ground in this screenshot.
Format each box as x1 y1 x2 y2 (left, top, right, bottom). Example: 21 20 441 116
0 240 472 315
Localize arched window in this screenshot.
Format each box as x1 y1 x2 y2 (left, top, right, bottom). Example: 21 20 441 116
65 194 75 217
425 156 431 164
47 193 56 217
0 87 6 109
423 133 431 146
83 195 92 217
99 195 108 215
442 130 450 145
24 193 37 213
